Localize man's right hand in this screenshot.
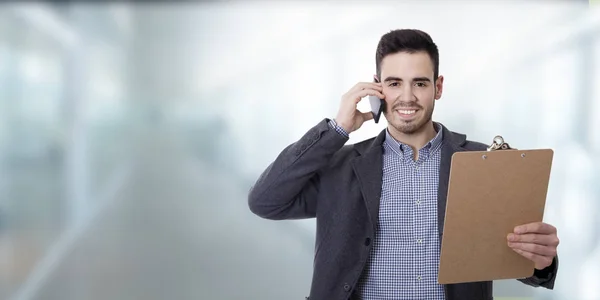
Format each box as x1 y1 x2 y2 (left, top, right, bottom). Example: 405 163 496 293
334 82 384 134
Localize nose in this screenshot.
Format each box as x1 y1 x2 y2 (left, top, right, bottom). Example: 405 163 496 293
398 84 417 101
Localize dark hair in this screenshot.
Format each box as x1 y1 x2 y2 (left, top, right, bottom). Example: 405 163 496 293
375 29 439 80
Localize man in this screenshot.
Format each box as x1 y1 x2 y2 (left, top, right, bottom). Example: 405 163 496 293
247 29 559 300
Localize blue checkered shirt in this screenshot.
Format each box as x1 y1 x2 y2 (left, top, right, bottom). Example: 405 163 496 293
329 119 446 299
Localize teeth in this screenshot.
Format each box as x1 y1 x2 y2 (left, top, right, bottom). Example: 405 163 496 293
398 110 416 115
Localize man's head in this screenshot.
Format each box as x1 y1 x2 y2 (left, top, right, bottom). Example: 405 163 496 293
375 29 443 136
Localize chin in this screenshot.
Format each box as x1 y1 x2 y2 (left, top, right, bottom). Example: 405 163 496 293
391 118 429 135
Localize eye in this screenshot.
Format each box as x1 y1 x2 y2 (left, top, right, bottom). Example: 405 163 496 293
415 82 427 87
388 81 400 87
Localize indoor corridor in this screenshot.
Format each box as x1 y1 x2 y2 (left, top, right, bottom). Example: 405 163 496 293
3 124 315 300
1 2 598 300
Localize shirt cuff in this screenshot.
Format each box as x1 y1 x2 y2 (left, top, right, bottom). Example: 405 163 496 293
328 119 349 138
532 256 558 281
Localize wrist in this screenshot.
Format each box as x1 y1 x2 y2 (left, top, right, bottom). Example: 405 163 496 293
329 119 350 138
334 118 353 134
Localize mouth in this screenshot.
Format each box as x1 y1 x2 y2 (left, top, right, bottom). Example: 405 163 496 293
395 109 419 119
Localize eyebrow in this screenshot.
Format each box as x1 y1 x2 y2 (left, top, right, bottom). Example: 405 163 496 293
383 76 431 82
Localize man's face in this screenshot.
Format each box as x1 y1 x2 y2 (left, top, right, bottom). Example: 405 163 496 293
379 51 443 135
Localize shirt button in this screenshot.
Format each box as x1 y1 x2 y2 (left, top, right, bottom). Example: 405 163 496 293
417 276 422 280
416 199 421 205
417 239 422 244
364 237 371 246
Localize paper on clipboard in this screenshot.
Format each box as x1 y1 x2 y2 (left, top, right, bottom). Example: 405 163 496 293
438 136 554 284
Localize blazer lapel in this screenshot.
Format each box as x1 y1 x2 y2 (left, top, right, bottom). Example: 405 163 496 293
351 125 467 236
437 125 467 237
351 130 386 233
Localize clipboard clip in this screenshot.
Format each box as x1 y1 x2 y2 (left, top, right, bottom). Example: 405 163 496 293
487 135 513 151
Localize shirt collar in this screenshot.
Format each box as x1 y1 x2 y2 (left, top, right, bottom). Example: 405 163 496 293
384 122 444 157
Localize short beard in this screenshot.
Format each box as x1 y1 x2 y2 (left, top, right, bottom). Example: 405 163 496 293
389 101 434 134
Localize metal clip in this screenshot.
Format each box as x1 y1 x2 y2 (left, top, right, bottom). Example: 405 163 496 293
487 135 513 151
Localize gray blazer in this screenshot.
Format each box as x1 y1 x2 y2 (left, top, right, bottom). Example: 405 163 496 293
248 118 558 300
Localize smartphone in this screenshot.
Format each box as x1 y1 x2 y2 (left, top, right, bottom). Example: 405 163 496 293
369 78 385 123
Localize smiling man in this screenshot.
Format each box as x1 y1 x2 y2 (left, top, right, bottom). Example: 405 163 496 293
248 29 559 300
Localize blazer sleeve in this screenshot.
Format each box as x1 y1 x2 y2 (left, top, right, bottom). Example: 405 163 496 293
247 118 349 220
517 256 559 289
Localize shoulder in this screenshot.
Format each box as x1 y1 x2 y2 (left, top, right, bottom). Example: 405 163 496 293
442 125 488 152
463 140 488 151
325 136 377 170
332 140 366 161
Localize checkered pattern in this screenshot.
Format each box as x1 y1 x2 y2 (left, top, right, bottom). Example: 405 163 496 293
356 124 446 300
329 119 349 138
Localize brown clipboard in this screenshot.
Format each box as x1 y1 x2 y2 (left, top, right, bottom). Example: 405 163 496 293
438 136 554 284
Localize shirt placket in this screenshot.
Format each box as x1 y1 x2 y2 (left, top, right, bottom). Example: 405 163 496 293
415 147 429 298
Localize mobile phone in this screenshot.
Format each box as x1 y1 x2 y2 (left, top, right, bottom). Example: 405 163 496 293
369 78 385 123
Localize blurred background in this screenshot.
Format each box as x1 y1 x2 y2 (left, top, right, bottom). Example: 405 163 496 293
0 1 598 300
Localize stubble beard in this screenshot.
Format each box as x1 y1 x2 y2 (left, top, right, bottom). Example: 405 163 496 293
389 102 434 135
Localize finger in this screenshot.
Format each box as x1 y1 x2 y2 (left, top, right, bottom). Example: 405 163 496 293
349 82 383 94
361 82 383 89
514 222 556 235
507 233 559 246
361 111 374 122
350 89 385 103
507 242 557 257
512 248 554 269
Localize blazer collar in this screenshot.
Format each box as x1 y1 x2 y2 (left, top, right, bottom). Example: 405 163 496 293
353 122 467 156
350 122 469 234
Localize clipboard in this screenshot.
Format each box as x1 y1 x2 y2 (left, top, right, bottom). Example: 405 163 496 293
438 136 554 284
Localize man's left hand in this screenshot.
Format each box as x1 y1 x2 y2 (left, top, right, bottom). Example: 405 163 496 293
507 222 559 270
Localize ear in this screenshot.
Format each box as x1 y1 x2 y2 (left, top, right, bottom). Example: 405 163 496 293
373 74 380 83
435 75 444 100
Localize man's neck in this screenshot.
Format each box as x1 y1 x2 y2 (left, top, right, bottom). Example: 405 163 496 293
387 121 438 157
